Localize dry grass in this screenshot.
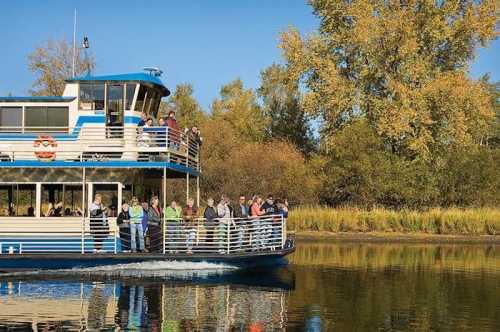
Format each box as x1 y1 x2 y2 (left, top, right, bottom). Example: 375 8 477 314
288 206 500 235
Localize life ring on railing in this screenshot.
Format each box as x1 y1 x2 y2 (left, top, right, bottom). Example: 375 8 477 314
33 135 57 161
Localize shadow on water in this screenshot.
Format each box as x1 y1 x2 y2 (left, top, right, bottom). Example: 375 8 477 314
0 241 498 331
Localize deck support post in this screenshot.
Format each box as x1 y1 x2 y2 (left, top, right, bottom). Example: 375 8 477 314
186 173 190 203
196 176 200 208
163 167 167 254
35 183 41 218
81 167 86 254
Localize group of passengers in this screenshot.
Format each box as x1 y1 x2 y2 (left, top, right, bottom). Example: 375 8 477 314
137 111 202 152
45 202 83 217
89 193 288 254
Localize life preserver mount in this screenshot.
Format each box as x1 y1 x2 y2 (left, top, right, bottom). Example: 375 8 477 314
33 135 57 161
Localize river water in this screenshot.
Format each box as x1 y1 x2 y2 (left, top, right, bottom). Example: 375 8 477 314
0 240 498 331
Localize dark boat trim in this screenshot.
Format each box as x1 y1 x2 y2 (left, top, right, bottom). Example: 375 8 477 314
0 246 295 271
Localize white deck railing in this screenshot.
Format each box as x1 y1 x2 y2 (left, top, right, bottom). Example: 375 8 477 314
0 215 287 255
0 126 200 169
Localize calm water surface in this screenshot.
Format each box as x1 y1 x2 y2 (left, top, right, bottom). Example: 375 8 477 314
0 240 498 331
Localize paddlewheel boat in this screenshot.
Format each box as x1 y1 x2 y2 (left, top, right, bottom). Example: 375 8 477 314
0 69 295 270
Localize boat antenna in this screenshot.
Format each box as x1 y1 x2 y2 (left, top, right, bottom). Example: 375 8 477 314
72 8 77 77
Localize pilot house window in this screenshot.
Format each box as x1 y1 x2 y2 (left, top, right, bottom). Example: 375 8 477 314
79 83 105 110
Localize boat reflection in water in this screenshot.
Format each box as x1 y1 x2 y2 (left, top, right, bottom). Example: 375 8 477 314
0 263 294 331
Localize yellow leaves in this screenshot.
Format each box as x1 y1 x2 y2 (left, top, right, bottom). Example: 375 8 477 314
279 0 497 159
28 38 95 96
211 79 269 142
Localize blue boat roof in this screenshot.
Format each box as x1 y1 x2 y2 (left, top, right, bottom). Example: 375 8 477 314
67 72 170 96
0 96 76 102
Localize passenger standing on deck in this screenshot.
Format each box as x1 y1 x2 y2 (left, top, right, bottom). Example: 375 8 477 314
147 196 162 252
117 203 131 252
129 197 146 253
90 194 109 253
250 196 265 250
182 198 198 254
203 198 218 245
166 111 180 150
165 200 182 253
261 194 278 248
217 195 231 254
186 126 203 164
233 195 249 250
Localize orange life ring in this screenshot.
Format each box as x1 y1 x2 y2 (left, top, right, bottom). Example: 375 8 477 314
33 135 57 161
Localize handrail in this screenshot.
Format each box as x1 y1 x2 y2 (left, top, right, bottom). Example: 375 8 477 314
0 215 288 255
0 126 200 169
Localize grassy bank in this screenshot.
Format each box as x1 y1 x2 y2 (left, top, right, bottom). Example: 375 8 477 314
288 207 500 235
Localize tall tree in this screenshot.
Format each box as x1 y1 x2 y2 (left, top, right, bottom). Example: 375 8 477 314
280 0 498 158
258 63 316 154
28 38 95 96
211 79 269 142
161 83 206 129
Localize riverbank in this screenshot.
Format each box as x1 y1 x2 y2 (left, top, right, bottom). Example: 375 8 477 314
294 231 500 243
288 206 500 241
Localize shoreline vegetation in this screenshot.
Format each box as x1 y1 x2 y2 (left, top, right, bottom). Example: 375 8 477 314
288 207 500 243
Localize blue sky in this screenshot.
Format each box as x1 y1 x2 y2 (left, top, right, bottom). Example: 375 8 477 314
0 1 498 109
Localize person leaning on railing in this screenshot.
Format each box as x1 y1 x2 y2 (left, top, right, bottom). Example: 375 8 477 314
249 195 265 250
217 195 231 254
166 111 180 150
164 200 182 253
233 195 249 251
182 198 198 254
147 196 162 253
261 194 279 249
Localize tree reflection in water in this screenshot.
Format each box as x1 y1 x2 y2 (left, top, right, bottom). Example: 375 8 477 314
0 242 498 331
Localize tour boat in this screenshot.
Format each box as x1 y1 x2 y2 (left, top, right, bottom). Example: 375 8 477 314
0 69 295 271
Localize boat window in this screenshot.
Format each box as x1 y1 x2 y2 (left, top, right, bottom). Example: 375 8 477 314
79 83 105 110
0 107 22 132
0 184 36 217
134 85 148 113
125 84 136 110
24 107 69 132
107 84 124 126
41 184 83 217
122 184 133 205
145 90 161 118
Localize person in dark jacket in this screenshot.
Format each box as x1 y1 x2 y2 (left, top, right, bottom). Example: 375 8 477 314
233 195 248 219
147 196 162 252
89 194 109 253
203 198 218 245
233 195 249 249
165 111 180 149
260 194 278 216
117 203 131 251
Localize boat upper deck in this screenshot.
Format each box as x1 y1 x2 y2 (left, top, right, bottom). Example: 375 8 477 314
0 70 200 174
